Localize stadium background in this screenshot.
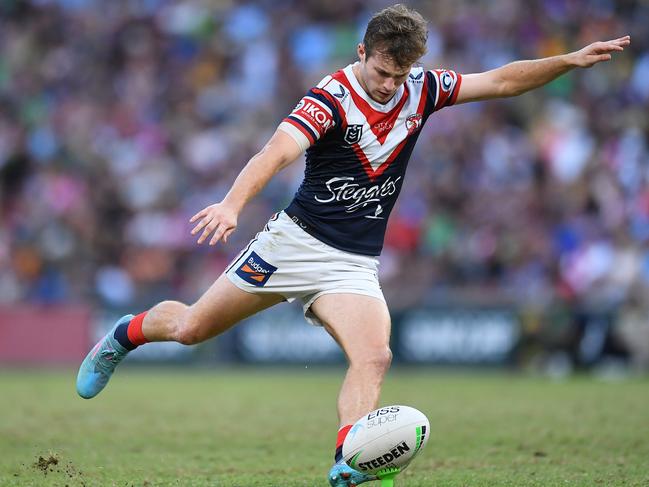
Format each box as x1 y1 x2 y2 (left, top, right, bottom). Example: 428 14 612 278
0 0 648 373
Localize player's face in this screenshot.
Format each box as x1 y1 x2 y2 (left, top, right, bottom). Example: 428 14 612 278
357 44 411 104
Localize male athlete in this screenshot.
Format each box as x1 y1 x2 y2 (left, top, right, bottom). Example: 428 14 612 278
77 4 629 486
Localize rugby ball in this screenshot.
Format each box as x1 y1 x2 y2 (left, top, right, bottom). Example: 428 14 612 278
343 405 429 475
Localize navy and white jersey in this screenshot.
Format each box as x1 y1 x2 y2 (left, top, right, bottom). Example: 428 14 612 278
278 63 462 256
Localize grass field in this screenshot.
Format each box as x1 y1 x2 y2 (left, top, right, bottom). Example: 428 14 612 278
0 368 647 487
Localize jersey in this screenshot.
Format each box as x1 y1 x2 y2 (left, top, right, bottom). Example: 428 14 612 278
278 63 462 256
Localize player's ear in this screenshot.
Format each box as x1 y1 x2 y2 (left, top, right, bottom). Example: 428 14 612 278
357 43 366 62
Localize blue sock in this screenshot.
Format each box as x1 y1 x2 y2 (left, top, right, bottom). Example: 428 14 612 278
113 322 137 351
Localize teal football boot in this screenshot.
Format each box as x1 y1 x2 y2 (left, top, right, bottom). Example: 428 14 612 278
76 315 133 399
328 461 377 486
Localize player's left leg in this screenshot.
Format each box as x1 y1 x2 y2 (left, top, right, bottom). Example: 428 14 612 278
310 293 392 486
76 274 285 399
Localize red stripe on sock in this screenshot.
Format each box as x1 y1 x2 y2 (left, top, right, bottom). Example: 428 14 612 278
336 425 353 449
127 311 150 346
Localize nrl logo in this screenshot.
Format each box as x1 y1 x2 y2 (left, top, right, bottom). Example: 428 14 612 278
344 124 363 144
406 113 422 135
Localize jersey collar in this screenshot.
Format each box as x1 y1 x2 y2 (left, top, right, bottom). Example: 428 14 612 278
343 63 405 113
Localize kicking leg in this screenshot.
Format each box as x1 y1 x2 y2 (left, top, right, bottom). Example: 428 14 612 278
140 274 285 344
310 293 392 486
76 274 284 398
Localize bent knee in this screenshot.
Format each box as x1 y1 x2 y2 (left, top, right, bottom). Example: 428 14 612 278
175 326 203 346
352 347 393 372
174 307 211 346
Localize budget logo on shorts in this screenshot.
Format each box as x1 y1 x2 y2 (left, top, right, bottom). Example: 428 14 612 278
236 251 277 287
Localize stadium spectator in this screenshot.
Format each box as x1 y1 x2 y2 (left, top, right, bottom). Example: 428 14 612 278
0 0 646 362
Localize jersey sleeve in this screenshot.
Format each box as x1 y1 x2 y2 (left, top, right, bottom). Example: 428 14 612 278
424 69 463 116
278 89 340 152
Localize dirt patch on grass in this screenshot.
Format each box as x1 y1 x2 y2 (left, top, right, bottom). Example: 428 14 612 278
34 454 59 474
32 453 86 486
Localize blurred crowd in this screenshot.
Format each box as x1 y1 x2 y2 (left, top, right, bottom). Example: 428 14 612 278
1 0 648 358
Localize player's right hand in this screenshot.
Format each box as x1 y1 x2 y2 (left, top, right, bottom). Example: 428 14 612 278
189 202 238 245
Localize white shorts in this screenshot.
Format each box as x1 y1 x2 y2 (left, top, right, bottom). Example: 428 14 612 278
225 211 385 326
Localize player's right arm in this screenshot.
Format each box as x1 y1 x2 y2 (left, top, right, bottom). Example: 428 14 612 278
189 129 303 246
190 86 338 246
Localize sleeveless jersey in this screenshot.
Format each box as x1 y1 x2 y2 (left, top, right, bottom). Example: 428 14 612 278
278 63 462 256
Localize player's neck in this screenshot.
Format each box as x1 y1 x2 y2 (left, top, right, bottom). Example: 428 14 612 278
351 62 395 105
351 63 369 94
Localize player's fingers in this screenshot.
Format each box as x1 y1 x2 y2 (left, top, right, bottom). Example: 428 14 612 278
593 43 620 54
598 53 612 62
609 37 630 48
190 217 210 236
222 228 235 243
209 225 229 246
197 221 219 244
189 209 207 223
606 36 630 44
607 43 625 51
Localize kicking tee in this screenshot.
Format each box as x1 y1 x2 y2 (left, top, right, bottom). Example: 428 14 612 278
279 63 462 256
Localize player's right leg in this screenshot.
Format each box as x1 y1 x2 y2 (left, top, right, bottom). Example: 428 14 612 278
76 274 284 399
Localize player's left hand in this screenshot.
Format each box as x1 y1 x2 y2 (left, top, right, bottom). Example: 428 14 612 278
572 35 630 68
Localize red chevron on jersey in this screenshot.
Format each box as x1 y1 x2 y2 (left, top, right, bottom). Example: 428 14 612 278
281 63 462 256
333 71 410 145
324 65 428 181
369 89 427 179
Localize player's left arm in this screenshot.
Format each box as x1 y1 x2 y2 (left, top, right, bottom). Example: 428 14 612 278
455 36 630 104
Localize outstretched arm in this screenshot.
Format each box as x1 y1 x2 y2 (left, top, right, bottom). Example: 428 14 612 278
189 129 303 245
455 36 630 104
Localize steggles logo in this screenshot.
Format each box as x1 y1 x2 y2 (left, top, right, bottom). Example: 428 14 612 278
315 176 402 213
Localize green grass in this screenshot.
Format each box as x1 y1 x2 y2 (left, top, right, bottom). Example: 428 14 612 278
0 368 647 486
